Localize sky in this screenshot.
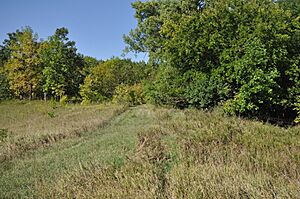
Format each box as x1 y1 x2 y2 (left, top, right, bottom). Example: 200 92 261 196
0 0 147 61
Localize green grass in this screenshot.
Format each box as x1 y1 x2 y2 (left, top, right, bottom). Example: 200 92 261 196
0 100 126 162
0 101 300 198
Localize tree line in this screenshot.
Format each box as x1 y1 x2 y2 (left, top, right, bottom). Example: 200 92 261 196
0 27 148 103
1 0 300 123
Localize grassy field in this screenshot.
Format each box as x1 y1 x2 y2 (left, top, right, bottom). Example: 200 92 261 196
0 101 299 198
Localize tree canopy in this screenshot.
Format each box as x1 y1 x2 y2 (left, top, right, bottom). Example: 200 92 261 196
40 27 84 100
4 27 41 99
125 0 300 122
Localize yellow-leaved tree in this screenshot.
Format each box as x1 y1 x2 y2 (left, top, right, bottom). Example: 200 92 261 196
4 27 42 99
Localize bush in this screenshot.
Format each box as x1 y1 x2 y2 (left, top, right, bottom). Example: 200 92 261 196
183 70 229 109
112 84 144 106
59 95 68 105
80 75 109 104
0 73 11 100
144 66 229 109
144 65 186 107
295 98 300 123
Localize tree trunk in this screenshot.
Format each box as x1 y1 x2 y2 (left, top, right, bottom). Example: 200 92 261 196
29 84 32 100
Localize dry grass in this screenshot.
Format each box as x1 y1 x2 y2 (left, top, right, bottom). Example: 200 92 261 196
1 102 300 198
32 106 300 199
0 100 127 162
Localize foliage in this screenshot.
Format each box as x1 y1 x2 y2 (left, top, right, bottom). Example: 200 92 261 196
4 27 42 99
295 97 300 123
183 69 229 109
40 27 84 99
0 72 11 100
0 31 18 99
123 0 201 64
0 27 89 101
126 0 300 121
82 56 102 77
59 95 68 105
144 66 228 109
278 0 300 16
0 30 20 68
112 83 144 105
144 65 186 107
80 58 149 103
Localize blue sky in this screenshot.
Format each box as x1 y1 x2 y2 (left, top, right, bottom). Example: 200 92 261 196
0 0 147 61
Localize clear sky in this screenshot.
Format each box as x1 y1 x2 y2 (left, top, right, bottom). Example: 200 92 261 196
0 0 147 61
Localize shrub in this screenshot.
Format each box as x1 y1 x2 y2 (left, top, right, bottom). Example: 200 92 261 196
144 65 186 107
80 74 109 104
183 70 229 109
144 66 229 109
59 95 68 105
112 84 144 106
0 73 11 100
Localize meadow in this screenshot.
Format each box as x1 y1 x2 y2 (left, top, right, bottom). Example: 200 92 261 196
0 100 299 198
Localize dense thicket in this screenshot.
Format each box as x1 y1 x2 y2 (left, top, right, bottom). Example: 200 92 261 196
124 0 300 122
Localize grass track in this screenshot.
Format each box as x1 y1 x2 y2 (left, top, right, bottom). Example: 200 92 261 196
0 103 160 198
0 101 300 198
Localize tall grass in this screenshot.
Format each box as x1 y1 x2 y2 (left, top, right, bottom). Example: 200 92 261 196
0 102 299 198
34 107 300 198
0 100 127 162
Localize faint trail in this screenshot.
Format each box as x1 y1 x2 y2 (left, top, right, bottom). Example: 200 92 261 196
0 105 129 163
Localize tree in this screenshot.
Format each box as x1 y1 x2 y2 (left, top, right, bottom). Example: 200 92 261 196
82 56 102 77
124 0 203 64
0 31 19 100
4 27 42 99
0 30 20 68
278 0 300 16
126 0 300 122
40 27 84 100
80 58 149 103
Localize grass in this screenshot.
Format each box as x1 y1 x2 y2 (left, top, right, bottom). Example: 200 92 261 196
0 100 126 162
0 101 300 198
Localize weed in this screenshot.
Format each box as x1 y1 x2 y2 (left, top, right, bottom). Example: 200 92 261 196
47 111 55 118
0 128 9 142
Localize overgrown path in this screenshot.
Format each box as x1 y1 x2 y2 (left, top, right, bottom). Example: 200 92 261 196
1 102 300 198
0 105 160 198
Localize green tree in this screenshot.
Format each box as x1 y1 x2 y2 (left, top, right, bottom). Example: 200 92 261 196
80 58 148 103
40 27 84 100
0 31 19 99
278 0 300 16
4 27 42 99
0 30 20 68
126 0 300 122
82 56 102 77
124 0 203 64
